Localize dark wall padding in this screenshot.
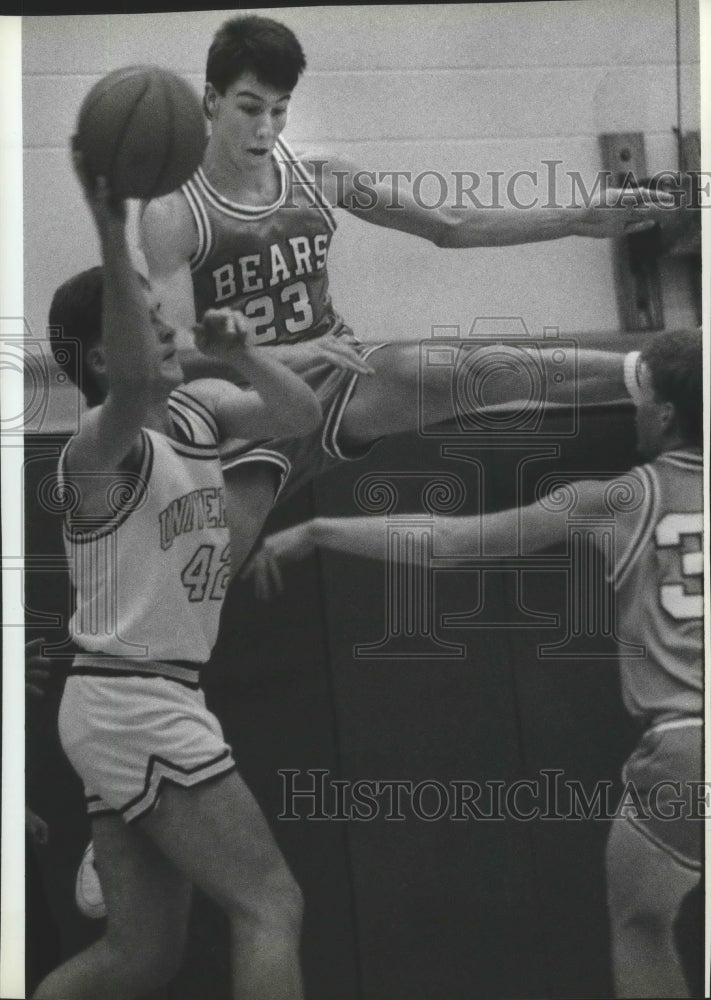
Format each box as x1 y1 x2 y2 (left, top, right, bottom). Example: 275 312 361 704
25 402 697 999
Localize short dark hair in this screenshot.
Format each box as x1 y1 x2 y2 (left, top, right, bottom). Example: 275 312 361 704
205 15 306 97
49 266 104 407
641 328 703 446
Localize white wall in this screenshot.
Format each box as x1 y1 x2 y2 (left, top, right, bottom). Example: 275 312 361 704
23 2 700 362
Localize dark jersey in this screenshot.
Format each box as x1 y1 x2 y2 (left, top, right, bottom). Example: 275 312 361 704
182 137 342 344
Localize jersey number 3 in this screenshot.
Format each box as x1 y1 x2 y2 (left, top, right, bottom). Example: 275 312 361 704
655 513 703 621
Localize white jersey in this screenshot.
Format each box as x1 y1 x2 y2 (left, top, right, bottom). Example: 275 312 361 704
59 387 230 670
610 449 703 722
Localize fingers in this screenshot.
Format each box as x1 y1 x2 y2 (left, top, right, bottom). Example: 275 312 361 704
71 145 126 223
250 555 270 601
241 546 284 600
25 808 50 846
255 548 283 600
25 637 46 656
623 219 656 234
192 323 207 353
194 308 248 351
265 549 284 596
26 668 51 698
320 337 375 374
611 186 677 211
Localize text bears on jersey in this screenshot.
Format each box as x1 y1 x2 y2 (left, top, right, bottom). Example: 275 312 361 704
211 233 329 301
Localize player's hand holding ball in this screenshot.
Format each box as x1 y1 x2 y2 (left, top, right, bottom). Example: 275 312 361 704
71 143 126 234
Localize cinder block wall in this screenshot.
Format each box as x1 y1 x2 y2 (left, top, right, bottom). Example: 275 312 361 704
23 0 699 369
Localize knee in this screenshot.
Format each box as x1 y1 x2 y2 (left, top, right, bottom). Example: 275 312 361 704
105 930 184 990
229 862 304 934
255 864 304 932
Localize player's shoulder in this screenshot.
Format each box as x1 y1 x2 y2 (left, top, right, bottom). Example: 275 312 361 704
285 147 360 206
649 447 703 475
287 146 357 178
648 448 703 506
564 477 611 517
140 188 197 259
172 378 230 419
560 473 657 522
169 382 222 444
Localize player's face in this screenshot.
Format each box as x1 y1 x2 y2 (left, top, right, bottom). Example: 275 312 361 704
208 72 290 169
634 362 666 459
145 284 183 387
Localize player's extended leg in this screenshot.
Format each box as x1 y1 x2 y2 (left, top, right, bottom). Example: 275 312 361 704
338 341 630 448
605 815 700 999
138 769 304 1000
32 814 192 1000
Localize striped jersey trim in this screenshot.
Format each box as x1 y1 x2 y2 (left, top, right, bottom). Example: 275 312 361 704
648 717 703 736
182 142 337 232
85 752 237 823
170 387 220 444
71 652 202 686
276 137 337 232
62 431 154 543
657 450 703 471
623 350 643 404
169 407 197 446
610 463 659 588
183 176 214 271
322 342 388 460
220 447 292 503
190 160 288 220
623 811 702 873
168 439 220 460
122 751 236 824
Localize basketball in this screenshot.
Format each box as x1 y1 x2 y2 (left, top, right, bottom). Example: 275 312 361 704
75 66 207 200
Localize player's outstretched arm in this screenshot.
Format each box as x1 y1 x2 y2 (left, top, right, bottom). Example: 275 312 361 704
189 308 322 441
66 154 167 477
245 480 612 598
315 153 677 248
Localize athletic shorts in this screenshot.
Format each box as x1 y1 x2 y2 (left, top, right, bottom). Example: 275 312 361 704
619 718 703 870
221 326 388 502
58 670 236 824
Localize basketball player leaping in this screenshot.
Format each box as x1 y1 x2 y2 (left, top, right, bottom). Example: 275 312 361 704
140 14 681 503
248 328 704 1000
32 153 322 1000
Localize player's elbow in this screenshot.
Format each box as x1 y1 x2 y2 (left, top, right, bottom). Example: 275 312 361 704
432 208 498 249
430 209 459 248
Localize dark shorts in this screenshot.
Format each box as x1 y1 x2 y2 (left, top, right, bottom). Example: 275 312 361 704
221 329 387 501
620 719 703 870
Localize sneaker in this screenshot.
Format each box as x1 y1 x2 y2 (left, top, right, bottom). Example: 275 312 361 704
75 841 106 919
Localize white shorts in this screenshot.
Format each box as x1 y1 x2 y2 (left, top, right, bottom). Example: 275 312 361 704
58 673 236 824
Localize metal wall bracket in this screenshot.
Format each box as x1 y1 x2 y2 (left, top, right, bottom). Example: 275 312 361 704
598 132 664 332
